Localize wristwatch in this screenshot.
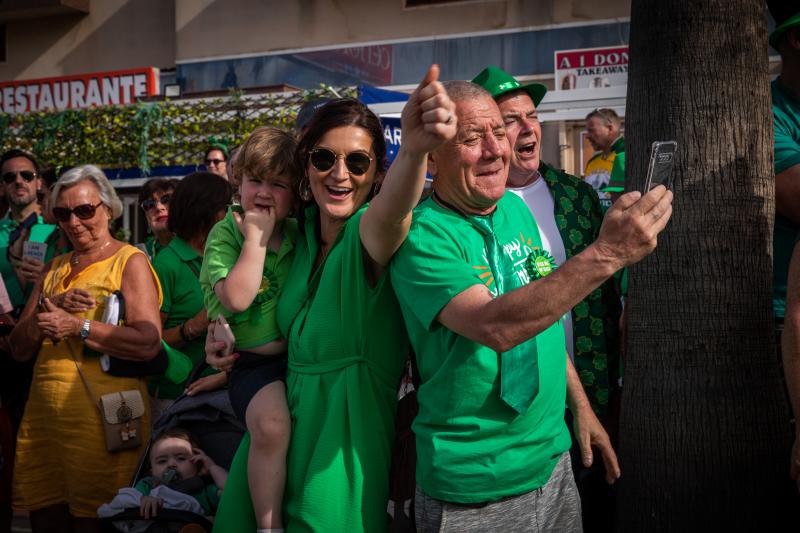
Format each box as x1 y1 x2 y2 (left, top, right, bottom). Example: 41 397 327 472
79 319 91 340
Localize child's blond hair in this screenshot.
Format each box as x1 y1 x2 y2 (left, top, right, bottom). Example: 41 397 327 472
233 127 299 187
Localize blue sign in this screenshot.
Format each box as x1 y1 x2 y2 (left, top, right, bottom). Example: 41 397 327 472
381 116 402 165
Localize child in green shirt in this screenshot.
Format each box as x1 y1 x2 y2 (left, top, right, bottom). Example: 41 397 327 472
200 127 299 533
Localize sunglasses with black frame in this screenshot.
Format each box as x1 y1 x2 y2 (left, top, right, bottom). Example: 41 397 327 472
310 148 373 176
140 193 172 212
2 170 37 184
52 202 105 223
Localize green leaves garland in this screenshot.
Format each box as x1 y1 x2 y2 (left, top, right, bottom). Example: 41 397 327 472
0 86 353 175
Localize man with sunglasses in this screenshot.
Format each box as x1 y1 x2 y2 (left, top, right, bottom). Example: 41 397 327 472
390 81 672 531
0 149 56 315
204 142 229 179
0 149 56 533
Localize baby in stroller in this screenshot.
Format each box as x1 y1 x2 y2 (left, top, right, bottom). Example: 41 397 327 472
135 428 227 519
99 428 228 532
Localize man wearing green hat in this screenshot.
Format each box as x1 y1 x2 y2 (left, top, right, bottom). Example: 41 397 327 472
472 65 623 531
204 138 230 179
770 2 800 484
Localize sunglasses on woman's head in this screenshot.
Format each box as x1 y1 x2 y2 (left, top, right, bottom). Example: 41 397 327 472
2 170 37 184
52 202 104 223
205 158 225 167
140 193 172 212
310 148 373 176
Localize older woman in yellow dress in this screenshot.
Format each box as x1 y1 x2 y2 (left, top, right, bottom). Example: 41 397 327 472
10 165 162 533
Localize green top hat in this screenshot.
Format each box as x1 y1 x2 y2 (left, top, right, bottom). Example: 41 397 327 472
770 11 800 50
471 66 547 107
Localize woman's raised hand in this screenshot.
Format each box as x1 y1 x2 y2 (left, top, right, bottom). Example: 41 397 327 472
400 64 457 156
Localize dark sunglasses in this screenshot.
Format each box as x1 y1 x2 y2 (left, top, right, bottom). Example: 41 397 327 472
310 148 373 176
140 193 171 212
205 158 225 166
2 170 37 184
52 202 104 223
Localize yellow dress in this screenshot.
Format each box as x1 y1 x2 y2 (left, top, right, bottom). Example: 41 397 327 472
13 245 162 517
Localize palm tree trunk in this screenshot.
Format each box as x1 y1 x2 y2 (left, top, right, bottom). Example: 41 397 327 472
619 1 798 530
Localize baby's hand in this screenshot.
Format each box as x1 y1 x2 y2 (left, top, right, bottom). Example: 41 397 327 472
233 207 275 247
191 446 215 472
140 495 163 519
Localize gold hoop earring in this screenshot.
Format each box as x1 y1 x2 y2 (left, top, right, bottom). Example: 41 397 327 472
299 175 312 202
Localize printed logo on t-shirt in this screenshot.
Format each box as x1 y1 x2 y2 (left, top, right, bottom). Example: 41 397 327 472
472 231 555 297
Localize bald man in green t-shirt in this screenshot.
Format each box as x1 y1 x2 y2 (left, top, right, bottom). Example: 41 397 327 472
391 81 673 531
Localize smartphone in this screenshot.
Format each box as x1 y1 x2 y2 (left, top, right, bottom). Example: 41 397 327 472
643 141 678 191
213 315 236 357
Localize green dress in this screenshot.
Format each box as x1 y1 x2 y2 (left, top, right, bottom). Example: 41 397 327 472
212 205 408 532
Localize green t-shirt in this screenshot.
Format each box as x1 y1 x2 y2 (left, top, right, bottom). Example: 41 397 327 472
200 208 296 349
134 475 220 515
772 78 800 319
144 235 166 262
0 214 57 310
390 192 571 504
150 236 211 399
609 151 625 189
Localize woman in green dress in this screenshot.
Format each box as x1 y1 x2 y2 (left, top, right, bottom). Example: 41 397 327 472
208 66 456 532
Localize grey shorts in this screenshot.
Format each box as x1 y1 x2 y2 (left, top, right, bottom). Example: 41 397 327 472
415 451 582 532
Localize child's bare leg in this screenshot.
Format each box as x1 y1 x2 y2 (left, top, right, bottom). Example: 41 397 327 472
245 380 290 529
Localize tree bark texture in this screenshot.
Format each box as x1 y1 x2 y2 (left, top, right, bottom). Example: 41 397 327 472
619 1 799 530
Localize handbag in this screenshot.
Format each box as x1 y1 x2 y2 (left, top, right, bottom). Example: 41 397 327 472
68 342 145 453
98 390 145 452
98 291 168 378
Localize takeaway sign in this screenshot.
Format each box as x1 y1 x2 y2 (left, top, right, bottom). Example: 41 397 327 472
0 67 160 115
554 46 628 90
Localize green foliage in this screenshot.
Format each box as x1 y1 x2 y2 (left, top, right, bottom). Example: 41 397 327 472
0 86 354 175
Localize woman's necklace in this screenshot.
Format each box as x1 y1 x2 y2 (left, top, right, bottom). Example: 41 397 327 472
71 240 112 266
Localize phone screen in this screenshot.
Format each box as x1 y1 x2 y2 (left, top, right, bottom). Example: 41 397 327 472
644 141 678 191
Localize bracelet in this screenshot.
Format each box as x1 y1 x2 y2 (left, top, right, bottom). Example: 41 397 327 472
179 321 191 342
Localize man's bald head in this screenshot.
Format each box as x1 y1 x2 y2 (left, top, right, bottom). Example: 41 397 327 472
442 81 493 105
428 82 510 215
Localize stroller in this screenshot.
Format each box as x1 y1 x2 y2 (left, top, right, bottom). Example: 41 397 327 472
98 364 246 533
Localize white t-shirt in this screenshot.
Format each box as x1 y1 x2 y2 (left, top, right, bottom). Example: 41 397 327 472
508 176 574 360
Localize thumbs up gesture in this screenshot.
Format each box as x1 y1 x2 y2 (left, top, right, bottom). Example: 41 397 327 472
400 64 457 156
37 296 83 341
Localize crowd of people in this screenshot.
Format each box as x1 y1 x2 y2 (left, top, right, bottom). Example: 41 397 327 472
0 6 797 530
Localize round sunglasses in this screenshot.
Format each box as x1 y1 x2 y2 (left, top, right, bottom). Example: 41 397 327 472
52 202 104 223
140 193 172 212
310 148 373 176
2 170 37 184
